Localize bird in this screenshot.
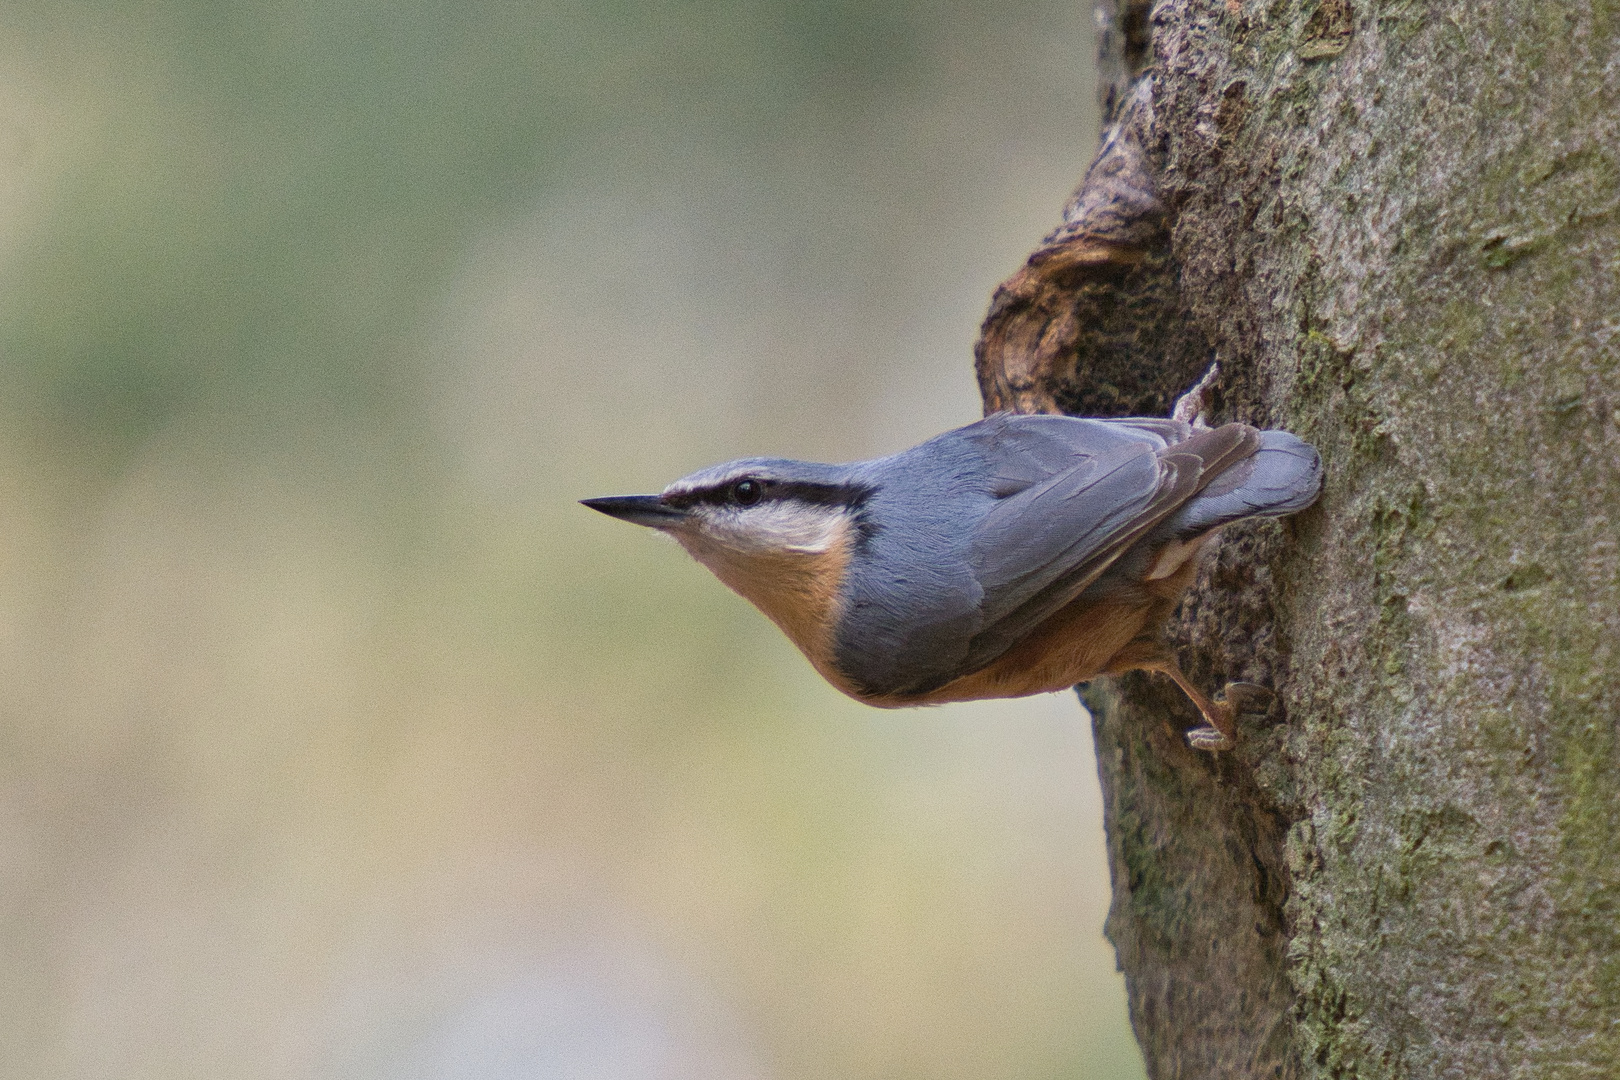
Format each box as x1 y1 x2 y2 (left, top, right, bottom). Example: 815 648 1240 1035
582 391 1321 751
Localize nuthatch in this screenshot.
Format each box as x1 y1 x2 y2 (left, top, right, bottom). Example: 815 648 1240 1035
583 389 1321 751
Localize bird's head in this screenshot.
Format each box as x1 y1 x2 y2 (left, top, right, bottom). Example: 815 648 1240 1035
582 459 873 667
582 458 869 557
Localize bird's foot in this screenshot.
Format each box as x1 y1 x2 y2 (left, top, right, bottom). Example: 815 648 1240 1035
1171 361 1221 428
1185 724 1234 752
1183 682 1273 753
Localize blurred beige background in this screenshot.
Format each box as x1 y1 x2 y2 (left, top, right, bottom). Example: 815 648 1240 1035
0 2 1147 1077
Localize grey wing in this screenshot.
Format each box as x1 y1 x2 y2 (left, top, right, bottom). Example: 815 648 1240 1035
844 414 1169 697
955 419 1259 677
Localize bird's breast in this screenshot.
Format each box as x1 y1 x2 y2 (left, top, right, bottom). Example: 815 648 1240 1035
674 519 861 692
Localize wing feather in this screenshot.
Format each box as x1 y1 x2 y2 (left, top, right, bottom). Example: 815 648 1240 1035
837 415 1265 698
953 421 1259 679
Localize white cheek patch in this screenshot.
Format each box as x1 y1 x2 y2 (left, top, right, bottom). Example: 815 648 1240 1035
703 502 850 554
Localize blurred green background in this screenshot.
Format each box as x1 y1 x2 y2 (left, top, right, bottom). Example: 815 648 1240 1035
0 2 1147 1077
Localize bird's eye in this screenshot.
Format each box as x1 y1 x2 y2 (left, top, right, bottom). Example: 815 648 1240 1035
730 479 763 506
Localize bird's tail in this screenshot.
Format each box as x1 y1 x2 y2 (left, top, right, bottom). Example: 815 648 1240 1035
1164 430 1323 538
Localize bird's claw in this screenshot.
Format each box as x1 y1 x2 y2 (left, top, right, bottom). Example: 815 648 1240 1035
1219 681 1274 715
1185 724 1234 752
1184 682 1273 753
1171 361 1221 428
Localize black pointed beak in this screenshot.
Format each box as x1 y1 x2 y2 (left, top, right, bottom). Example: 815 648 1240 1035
580 494 687 529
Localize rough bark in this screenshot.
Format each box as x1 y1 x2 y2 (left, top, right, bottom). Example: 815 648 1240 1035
976 3 1620 1077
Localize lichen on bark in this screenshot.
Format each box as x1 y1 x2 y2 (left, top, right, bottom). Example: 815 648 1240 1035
979 2 1620 1076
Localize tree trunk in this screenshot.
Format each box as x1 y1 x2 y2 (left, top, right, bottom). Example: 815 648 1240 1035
976 3 1620 1077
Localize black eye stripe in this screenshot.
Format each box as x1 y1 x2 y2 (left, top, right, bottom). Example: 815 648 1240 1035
774 482 873 509
661 479 873 510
